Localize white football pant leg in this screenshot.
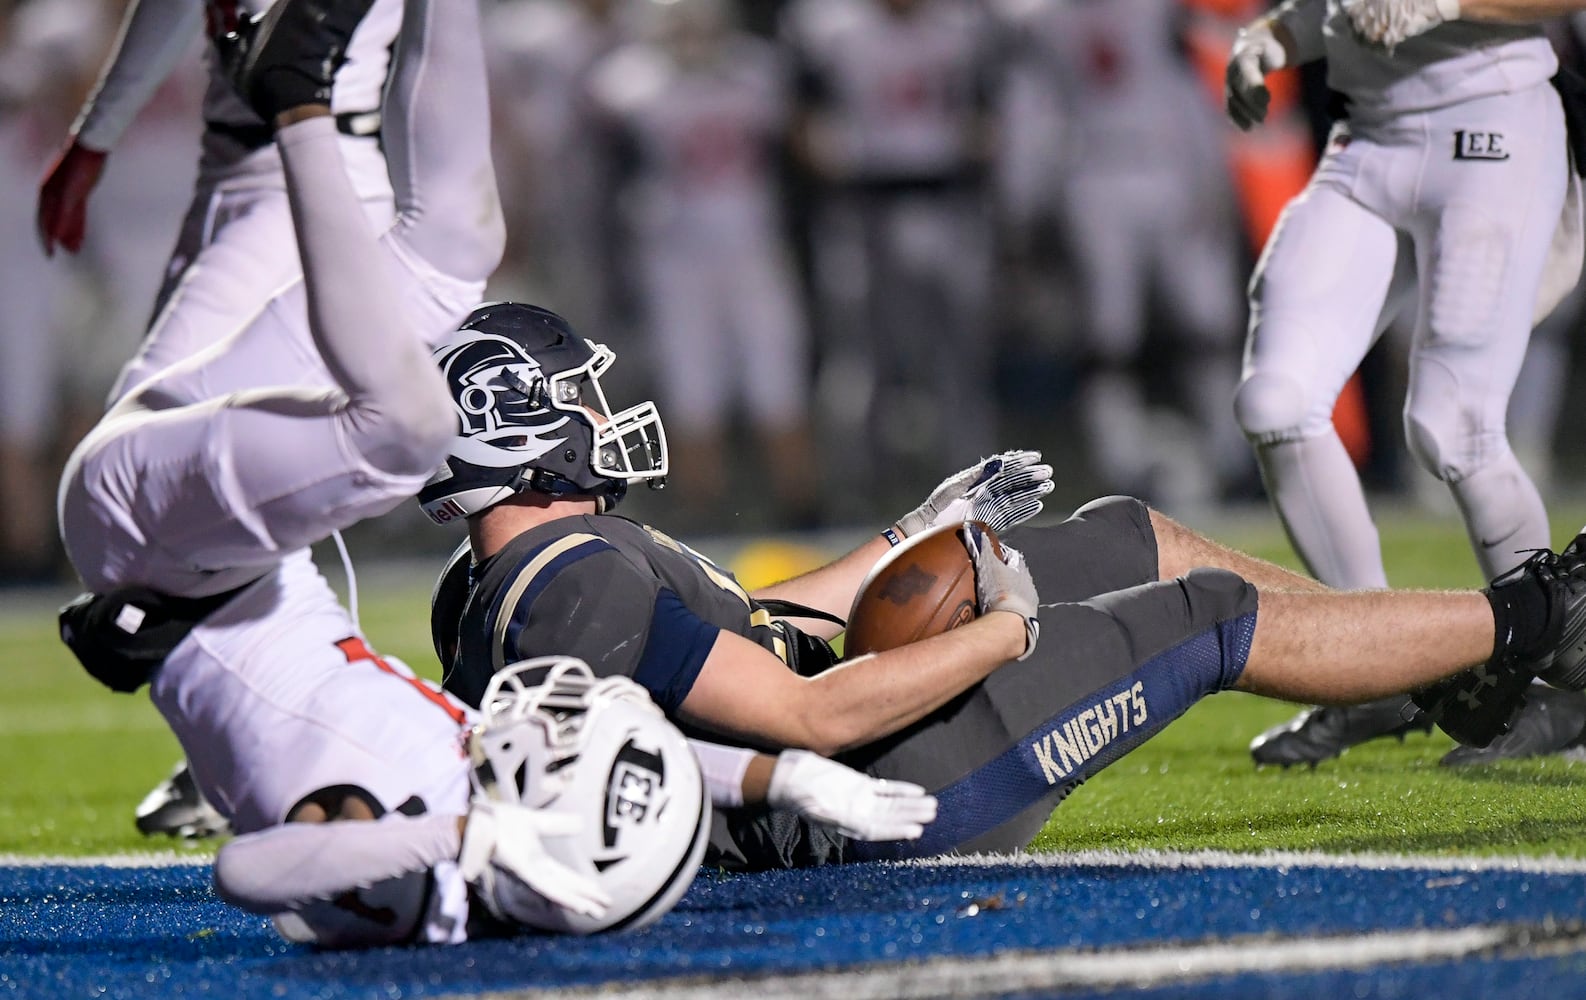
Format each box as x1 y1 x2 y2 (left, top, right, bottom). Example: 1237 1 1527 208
1235 181 1402 588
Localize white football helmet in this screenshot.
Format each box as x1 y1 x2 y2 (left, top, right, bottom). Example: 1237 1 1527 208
467 657 710 934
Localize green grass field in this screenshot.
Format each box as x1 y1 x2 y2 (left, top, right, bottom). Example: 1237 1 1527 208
5 504 1586 860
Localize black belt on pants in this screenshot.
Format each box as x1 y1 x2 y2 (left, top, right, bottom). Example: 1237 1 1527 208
206 109 382 151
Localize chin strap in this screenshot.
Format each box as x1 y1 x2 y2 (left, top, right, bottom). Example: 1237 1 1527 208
522 467 627 512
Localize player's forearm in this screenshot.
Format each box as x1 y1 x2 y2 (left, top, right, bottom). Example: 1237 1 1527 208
72 0 204 152
1264 0 1327 66
750 533 892 639
213 814 464 914
793 611 1027 756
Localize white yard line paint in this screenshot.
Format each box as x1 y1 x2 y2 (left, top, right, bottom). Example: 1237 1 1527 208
0 852 211 868
892 848 1586 876
479 924 1575 1000
9 845 1586 873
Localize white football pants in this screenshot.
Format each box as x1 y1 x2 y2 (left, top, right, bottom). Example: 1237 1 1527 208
1236 83 1568 586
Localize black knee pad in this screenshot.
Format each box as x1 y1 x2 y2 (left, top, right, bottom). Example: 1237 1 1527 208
1179 567 1259 629
1072 494 1151 532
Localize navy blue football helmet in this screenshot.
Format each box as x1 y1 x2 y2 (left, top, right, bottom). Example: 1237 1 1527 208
418 303 667 524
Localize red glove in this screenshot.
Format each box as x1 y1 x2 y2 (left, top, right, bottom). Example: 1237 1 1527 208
37 140 108 257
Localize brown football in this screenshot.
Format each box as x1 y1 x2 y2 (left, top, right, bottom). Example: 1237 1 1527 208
844 521 1002 657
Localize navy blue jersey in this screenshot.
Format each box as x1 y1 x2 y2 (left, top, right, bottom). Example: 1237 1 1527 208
436 515 804 712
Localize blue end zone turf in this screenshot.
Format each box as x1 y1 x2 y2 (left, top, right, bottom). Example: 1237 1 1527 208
5 854 1586 998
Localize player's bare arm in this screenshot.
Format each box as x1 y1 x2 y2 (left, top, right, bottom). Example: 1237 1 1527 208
677 611 1029 757
683 534 1038 758
688 529 1046 763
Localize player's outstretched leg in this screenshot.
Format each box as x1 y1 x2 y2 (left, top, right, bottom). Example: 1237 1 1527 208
1148 507 1436 766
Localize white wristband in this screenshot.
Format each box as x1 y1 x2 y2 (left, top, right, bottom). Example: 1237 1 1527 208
688 739 753 808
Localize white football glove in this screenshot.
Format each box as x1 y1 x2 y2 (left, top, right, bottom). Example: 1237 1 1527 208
458 797 611 920
767 749 938 841
966 523 1039 661
1342 0 1460 49
892 450 1054 542
1224 19 1287 131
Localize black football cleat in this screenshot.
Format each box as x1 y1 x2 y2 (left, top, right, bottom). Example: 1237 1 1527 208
1249 696 1432 767
220 0 377 123
1411 661 1534 749
135 760 231 840
1536 530 1586 692
1417 544 1586 747
1440 685 1586 766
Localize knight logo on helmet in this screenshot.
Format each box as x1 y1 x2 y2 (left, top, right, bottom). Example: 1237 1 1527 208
419 303 668 525
466 657 709 935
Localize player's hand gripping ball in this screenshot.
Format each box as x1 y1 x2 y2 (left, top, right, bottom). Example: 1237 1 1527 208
845 521 1002 657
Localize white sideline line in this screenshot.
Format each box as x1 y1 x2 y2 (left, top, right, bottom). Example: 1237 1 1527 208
0 851 211 868
8 846 1586 873
481 924 1573 1000
891 847 1586 876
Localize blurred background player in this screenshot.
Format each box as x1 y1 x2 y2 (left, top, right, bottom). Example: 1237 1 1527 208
1002 0 1252 513
586 0 819 531
485 0 628 336
1 0 198 585
38 0 401 398
0 0 95 584
779 0 1000 521
1227 0 1586 766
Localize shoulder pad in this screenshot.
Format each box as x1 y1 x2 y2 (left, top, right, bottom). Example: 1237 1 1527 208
430 540 474 669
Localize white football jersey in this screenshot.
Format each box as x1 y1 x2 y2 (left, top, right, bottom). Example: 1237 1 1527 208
1320 1 1555 118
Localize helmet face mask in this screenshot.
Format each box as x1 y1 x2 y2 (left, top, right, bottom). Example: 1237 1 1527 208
419 304 668 525
545 342 668 486
466 657 709 935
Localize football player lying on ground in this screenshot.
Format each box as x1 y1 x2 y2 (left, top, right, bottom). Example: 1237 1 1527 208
50 0 930 946
213 657 937 946
424 303 1586 866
